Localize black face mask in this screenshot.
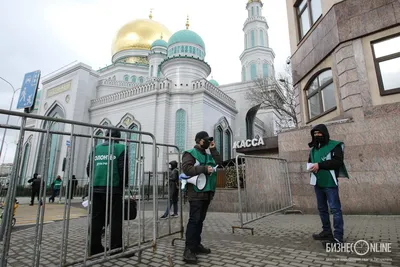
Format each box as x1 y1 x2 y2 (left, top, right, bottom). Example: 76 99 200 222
315 136 325 144
201 140 210 149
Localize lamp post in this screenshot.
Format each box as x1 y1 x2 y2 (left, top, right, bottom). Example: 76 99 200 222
0 77 21 161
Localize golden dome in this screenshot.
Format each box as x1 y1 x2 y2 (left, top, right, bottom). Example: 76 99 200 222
111 18 172 55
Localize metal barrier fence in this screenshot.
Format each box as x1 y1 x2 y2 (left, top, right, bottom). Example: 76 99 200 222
232 155 293 235
0 108 185 267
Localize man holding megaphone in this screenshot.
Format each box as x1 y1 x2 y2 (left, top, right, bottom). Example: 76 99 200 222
181 131 222 264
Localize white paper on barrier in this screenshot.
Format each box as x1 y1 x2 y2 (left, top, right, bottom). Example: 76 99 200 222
82 200 89 208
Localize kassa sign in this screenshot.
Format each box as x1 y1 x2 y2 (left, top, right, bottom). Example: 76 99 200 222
233 137 265 149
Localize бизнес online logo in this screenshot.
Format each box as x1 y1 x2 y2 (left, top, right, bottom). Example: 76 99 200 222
326 240 392 256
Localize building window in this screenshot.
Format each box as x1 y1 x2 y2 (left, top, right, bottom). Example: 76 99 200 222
257 6 260 16
214 118 233 160
245 33 248 49
372 34 400 96
131 76 137 83
157 65 161 77
139 77 143 84
252 7 254 16
124 75 129 81
251 30 255 47
150 65 154 77
223 130 231 161
296 0 322 39
262 64 268 78
306 69 336 120
175 109 186 152
242 66 246 82
250 64 257 80
259 30 264 46
19 139 31 185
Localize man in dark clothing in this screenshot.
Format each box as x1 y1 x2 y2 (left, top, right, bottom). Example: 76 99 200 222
181 131 222 264
68 175 78 199
86 129 129 256
308 124 349 247
161 160 179 219
28 173 41 206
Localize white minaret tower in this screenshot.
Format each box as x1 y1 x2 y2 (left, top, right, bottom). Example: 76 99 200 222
148 34 168 78
240 0 275 82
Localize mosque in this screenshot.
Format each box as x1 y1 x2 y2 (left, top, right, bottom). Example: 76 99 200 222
19 0 279 185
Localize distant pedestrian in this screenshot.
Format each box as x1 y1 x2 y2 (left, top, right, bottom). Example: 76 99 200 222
160 160 179 219
49 175 62 203
27 173 41 206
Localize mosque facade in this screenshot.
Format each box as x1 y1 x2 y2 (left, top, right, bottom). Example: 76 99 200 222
19 0 279 185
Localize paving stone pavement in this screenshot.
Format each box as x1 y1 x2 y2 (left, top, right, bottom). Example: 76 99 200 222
2 211 400 267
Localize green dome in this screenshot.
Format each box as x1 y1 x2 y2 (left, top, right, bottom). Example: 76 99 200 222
151 39 168 48
168 29 205 49
209 79 219 87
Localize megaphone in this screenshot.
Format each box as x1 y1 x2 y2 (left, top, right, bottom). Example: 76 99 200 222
183 173 207 190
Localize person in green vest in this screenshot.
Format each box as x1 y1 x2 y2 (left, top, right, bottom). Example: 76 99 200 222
86 129 129 256
49 175 62 203
181 131 222 264
307 124 349 247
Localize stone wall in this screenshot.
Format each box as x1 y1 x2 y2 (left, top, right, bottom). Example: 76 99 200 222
278 109 400 214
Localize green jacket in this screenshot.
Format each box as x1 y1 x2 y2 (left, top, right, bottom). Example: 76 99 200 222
53 179 62 190
310 140 349 187
185 148 217 193
89 143 126 192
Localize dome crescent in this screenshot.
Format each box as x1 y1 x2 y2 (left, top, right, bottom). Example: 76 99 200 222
111 19 172 55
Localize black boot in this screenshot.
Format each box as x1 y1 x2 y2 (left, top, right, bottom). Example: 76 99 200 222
312 231 333 240
194 244 211 254
183 247 197 264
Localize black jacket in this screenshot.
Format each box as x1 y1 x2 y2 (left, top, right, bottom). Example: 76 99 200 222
308 124 344 179
86 142 129 194
182 145 223 201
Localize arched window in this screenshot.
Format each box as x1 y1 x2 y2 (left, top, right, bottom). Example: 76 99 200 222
250 64 257 80
175 109 186 151
157 65 161 77
215 126 223 154
263 64 268 78
36 104 65 184
306 69 336 119
214 117 233 160
139 77 144 84
19 137 32 185
251 30 255 47
251 7 254 16
246 105 260 139
131 76 136 83
224 130 231 161
112 75 116 81
245 33 248 49
242 66 246 82
124 75 129 81
257 6 260 16
259 30 264 46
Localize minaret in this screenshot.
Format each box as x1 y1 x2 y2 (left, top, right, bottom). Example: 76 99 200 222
149 33 168 78
240 0 275 82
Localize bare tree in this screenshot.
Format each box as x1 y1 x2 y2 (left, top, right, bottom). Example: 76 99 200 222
246 65 298 130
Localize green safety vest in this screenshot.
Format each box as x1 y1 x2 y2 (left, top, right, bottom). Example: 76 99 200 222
185 148 217 192
53 179 62 189
91 143 125 187
310 140 349 187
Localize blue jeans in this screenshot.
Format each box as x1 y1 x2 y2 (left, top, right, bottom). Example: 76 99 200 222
314 185 344 241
